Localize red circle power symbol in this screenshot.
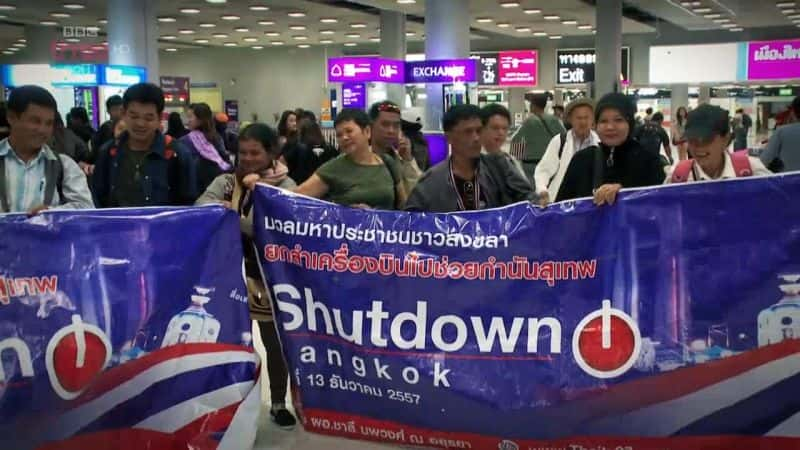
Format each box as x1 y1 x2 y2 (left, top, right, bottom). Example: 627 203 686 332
46 314 112 400
572 300 642 379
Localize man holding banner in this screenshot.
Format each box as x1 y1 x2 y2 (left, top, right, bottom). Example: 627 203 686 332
406 104 535 212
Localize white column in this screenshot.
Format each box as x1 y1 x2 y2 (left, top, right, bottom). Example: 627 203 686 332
107 0 159 82
595 0 623 99
424 0 470 131
671 84 689 112
699 86 711 104
380 10 406 107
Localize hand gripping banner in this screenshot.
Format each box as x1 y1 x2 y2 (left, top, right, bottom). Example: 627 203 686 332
0 207 260 450
254 175 800 450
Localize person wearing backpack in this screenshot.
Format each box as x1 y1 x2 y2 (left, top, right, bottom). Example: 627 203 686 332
640 112 674 166
666 104 770 184
513 93 566 185
1 85 94 215
92 83 197 207
534 98 599 206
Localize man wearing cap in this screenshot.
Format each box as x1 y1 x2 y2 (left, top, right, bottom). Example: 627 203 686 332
534 98 599 206
368 100 422 193
666 104 770 183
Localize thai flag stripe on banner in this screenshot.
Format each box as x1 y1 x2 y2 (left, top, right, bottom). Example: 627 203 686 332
51 349 257 441
768 412 800 437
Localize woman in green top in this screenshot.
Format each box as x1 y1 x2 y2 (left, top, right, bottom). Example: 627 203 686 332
294 108 407 209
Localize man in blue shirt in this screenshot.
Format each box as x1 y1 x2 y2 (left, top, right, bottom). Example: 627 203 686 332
0 85 94 215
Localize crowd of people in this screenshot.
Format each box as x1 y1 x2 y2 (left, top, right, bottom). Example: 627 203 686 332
2 80 798 429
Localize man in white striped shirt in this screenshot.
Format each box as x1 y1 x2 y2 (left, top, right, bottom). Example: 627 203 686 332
1 85 94 215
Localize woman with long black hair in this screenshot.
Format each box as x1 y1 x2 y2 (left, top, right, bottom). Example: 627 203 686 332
672 106 689 161
180 103 232 197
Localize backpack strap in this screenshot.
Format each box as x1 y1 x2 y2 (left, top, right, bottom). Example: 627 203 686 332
557 131 568 159
0 156 8 212
43 154 65 206
730 150 753 177
671 159 694 183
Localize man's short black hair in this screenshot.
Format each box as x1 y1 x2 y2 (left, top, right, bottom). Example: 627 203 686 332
105 94 123 110
443 104 482 132
793 96 800 116
646 107 653 114
334 108 370 129
480 103 511 127
531 93 548 110
553 105 565 112
123 83 165 114
7 85 57 115
651 112 664 123
368 100 401 121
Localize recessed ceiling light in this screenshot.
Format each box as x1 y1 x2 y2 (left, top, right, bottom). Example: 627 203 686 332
524 8 542 14
165 48 178 52
320 29 335 35
497 22 510 27
397 0 416 3
222 15 240 20
12 42 25 47
544 14 560 20
91 45 106 50
704 13 721 18
16 38 25 42
0 4 16 10
98 18 108 24
213 33 229 38
350 23 367 28
549 35 563 39
293 35 308 40
157 16 177 22
516 27 531 32
714 18 731 23
346 33 360 38
40 20 59 26
729 27 744 31
249 4 269 10
776 1 795 7
344 42 357 46
500 1 520 7
265 31 280 36
258 20 275 25
789 13 800 18
252 45 264 49
243 37 258 42
206 0 227 3
2 51 13 55
533 31 548 36
405 31 415 36
63 3 86 9
578 24 592 29
235 27 250 32
288 11 306 17
370 37 380 42
161 35 177 40
476 17 493 23
224 42 237 46
179 29 195 34
320 18 338 23
200 23 216 28
50 12 71 18
180 8 200 14
320 39 334 44
63 38 79 43
781 8 796 13
272 41 285 45
562 19 578 25
298 44 310 48
290 25 306 30
195 38 210 43
693 7 712 13
721 23 736 28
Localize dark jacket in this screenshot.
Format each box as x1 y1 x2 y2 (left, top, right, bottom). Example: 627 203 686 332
91 120 115 160
283 141 338 185
405 153 535 213
50 127 89 163
179 133 231 199
556 138 665 202
92 131 197 207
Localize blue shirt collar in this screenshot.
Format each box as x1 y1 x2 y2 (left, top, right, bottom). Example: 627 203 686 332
0 138 58 162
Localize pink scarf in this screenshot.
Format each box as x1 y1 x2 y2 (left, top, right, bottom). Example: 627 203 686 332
188 130 231 171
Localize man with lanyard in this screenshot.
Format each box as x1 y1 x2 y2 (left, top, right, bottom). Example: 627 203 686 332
534 98 599 206
405 104 534 213
512 93 565 186
368 100 422 193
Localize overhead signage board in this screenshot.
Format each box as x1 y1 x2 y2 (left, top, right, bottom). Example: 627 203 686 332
327 57 404 83
100 65 146 86
404 59 477 83
556 48 630 85
497 50 538 86
747 39 800 81
341 82 366 109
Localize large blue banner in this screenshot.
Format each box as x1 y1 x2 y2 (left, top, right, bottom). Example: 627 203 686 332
0 207 260 450
254 176 800 450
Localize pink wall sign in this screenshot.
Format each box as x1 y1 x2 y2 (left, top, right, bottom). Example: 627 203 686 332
497 50 538 86
748 39 800 81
